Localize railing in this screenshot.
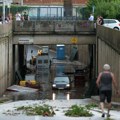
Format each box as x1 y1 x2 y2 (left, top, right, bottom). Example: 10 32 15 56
13 20 96 35
0 22 12 37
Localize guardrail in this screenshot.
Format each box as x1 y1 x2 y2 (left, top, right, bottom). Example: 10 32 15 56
13 20 96 35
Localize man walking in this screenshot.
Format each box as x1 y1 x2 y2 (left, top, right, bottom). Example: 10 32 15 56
96 64 119 117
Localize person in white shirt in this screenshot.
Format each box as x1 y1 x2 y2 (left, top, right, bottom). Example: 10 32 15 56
88 14 94 21
15 12 21 21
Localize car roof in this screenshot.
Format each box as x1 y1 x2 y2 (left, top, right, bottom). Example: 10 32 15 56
104 18 117 20
103 19 119 21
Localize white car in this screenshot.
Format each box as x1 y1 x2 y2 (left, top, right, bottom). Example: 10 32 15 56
103 19 120 30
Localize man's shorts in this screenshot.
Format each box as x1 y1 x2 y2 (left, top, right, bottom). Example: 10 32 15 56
99 90 112 103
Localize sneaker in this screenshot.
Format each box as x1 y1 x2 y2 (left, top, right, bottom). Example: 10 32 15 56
101 113 105 117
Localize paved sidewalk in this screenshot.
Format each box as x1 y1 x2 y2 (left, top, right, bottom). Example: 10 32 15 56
0 99 120 120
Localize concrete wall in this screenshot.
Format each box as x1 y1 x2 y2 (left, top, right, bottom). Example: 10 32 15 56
96 25 120 95
13 35 96 45
78 45 89 65
0 23 13 96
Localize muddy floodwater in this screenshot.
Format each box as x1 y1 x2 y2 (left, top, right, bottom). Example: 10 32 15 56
5 45 88 101
4 86 85 101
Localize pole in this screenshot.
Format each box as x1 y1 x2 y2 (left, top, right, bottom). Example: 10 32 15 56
92 5 95 14
3 0 5 24
21 0 23 5
7 3 10 15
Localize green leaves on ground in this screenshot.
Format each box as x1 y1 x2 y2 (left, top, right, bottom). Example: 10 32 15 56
65 104 93 117
16 104 55 116
85 103 98 110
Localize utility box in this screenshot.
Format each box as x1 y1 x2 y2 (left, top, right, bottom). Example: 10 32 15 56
56 44 65 60
36 55 50 69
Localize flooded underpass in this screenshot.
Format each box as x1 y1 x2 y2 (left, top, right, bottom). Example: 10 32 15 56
4 45 89 101
4 87 86 101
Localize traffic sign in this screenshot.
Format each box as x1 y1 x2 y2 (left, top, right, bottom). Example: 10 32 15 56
71 37 78 44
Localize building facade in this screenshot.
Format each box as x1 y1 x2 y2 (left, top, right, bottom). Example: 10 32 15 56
12 0 87 6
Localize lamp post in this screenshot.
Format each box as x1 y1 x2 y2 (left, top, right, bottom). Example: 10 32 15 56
7 2 11 15
92 5 95 15
2 0 5 24
21 0 23 5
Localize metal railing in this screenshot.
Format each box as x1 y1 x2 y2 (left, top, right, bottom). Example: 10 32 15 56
13 20 96 35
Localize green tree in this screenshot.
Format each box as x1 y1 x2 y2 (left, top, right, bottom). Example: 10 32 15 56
77 0 120 20
0 5 29 16
93 0 120 19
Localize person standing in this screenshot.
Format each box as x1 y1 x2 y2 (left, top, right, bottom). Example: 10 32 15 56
23 12 29 20
15 12 21 21
96 64 119 118
97 16 104 25
88 13 94 21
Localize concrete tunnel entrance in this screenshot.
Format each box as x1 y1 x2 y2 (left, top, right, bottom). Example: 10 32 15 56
12 44 97 99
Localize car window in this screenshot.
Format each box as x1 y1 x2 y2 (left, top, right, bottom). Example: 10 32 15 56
104 19 117 24
54 77 69 83
55 81 68 83
104 20 109 24
109 20 116 23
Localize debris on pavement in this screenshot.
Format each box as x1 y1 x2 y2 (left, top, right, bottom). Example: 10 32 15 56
6 85 38 92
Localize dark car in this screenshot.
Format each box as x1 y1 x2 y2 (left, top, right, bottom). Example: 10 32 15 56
52 76 71 90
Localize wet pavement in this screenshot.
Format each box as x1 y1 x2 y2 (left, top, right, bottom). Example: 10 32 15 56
0 99 120 120
4 87 85 101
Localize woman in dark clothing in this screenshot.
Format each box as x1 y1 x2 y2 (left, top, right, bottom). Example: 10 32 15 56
96 64 119 118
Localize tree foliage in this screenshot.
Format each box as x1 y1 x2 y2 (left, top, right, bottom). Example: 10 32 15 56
10 5 29 15
77 0 120 20
0 5 29 16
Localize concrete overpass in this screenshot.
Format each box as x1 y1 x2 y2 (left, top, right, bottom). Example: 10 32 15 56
13 20 96 45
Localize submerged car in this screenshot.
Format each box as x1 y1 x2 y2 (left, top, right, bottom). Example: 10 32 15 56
103 19 120 30
52 76 71 90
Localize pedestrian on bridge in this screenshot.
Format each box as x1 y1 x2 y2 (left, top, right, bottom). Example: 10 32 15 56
88 13 94 21
96 64 119 118
23 12 29 21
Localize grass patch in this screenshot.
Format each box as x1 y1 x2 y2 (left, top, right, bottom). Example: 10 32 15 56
65 104 93 117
